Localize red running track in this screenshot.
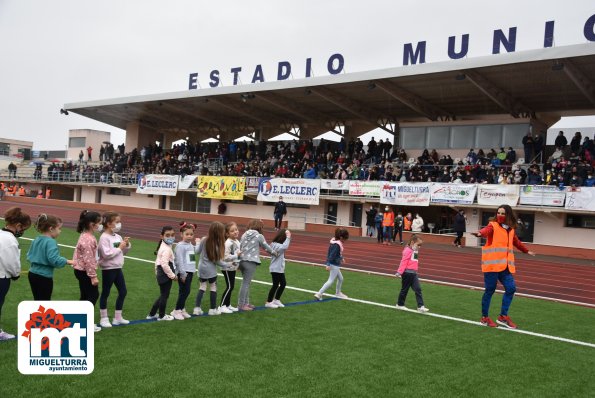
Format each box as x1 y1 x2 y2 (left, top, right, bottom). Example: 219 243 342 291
2 201 594 306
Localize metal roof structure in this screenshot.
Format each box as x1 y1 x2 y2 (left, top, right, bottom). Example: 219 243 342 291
64 43 595 141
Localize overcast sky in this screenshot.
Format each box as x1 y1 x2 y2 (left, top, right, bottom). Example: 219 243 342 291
1 0 594 150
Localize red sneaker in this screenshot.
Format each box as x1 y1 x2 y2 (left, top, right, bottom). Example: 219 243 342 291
480 316 497 328
497 315 517 329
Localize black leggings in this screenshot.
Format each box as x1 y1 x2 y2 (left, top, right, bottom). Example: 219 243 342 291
267 272 287 302
150 280 173 318
175 272 194 310
0 278 11 324
28 272 53 300
74 269 99 305
99 269 127 310
454 231 464 246
220 270 236 307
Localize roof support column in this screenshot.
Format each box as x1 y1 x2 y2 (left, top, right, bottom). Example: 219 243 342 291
125 121 162 151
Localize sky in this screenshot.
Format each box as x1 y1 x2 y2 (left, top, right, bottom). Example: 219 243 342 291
0 0 594 150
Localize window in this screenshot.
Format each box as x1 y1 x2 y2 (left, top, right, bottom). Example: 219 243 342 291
108 188 131 196
566 214 595 229
69 137 86 148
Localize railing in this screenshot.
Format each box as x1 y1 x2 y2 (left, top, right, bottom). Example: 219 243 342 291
289 212 357 227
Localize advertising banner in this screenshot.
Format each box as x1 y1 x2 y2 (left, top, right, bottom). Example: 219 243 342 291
196 176 245 200
348 180 381 196
430 183 477 204
477 184 519 206
564 187 595 211
380 182 431 206
257 178 320 205
519 185 565 207
245 176 260 193
178 175 197 190
136 174 179 196
320 179 349 191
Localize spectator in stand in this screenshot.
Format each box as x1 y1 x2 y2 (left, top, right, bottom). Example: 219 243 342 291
496 148 507 164
555 131 568 150
87 146 93 161
533 133 544 163
365 205 377 237
570 132 582 155
584 172 594 187
506 147 517 164
411 213 424 233
79 150 84 163
8 162 17 179
526 165 542 185
466 149 478 165
522 132 533 163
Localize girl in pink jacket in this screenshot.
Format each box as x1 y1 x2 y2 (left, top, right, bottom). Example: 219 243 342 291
395 234 429 313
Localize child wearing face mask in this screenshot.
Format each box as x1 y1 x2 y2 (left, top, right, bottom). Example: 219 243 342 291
147 226 177 321
98 211 131 328
395 234 429 313
73 210 103 332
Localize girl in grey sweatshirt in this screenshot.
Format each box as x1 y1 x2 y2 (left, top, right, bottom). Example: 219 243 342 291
193 222 226 316
266 229 291 308
172 222 200 320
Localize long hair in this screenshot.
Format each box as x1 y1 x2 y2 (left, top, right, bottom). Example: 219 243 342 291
205 222 225 262
246 219 264 234
154 225 175 255
77 210 101 233
4 207 31 229
272 228 287 244
35 214 62 233
497 204 517 228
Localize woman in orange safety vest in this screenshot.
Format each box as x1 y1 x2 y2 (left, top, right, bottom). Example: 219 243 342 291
381 207 394 245
473 204 535 329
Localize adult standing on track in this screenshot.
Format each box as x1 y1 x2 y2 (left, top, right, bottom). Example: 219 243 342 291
453 209 467 248
472 204 535 329
273 196 287 231
365 205 377 237
382 206 394 245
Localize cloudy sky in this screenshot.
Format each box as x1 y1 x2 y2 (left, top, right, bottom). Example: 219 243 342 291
1 0 594 150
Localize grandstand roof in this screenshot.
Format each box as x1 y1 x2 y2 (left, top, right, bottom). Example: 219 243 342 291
64 43 595 140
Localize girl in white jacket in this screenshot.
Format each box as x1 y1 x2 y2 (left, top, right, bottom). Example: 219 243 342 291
411 214 424 232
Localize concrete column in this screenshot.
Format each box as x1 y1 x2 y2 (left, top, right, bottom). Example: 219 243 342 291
125 121 162 150
344 121 377 142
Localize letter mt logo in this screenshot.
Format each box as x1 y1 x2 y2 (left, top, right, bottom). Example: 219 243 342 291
18 301 94 374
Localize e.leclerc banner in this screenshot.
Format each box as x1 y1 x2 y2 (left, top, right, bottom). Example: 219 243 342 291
257 178 320 205
380 182 431 206
197 176 245 200
430 183 477 204
476 184 519 206
565 187 595 211
136 174 179 196
349 180 381 196
519 185 565 207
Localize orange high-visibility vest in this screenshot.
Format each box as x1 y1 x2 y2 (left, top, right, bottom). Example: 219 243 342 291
45 188 51 199
404 217 412 231
18 187 25 196
481 221 516 274
0 182 5 190
36 192 43 198
8 186 16 195
382 211 394 227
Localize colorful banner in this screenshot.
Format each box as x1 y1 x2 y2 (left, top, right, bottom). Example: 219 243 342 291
564 187 595 211
430 183 477 204
380 182 431 206
245 176 260 193
476 184 519 207
349 180 381 196
136 174 179 196
178 175 197 189
257 178 320 205
519 185 565 207
320 179 349 191
197 176 245 200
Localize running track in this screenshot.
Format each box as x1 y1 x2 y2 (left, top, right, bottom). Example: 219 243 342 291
2 201 594 306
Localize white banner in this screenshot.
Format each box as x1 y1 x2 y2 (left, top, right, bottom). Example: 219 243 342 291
477 184 519 206
380 182 431 206
564 187 595 211
519 185 565 207
257 178 320 205
245 176 260 193
136 174 179 196
178 175 197 189
320 179 349 191
349 180 381 196
430 183 477 204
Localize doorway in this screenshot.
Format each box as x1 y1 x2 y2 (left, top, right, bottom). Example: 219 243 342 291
326 202 338 225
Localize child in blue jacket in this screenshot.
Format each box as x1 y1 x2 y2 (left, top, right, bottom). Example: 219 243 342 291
315 228 349 300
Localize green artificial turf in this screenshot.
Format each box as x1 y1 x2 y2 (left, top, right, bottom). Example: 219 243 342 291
0 224 594 397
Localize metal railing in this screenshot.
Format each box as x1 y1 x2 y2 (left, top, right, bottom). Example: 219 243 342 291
289 212 357 227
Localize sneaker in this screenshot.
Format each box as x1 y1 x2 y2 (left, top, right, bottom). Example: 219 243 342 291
496 315 517 329
193 307 203 316
273 299 285 308
181 309 192 319
247 304 256 309
208 308 221 316
112 318 130 326
219 306 233 314
239 305 253 311
0 330 16 340
335 292 349 299
480 316 498 328
265 302 279 309
158 315 174 321
417 306 430 313
94 325 102 332
171 310 185 320
396 305 407 310
228 306 239 312
314 293 323 301
146 314 158 320
400 241 404 245
99 318 112 328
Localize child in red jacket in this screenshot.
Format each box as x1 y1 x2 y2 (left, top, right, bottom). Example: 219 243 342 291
395 234 429 313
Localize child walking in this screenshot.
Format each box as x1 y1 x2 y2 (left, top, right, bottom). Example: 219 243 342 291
98 212 131 328
73 210 103 332
147 226 177 321
395 234 429 313
238 219 276 311
314 228 349 300
193 222 226 316
172 222 200 320
219 222 241 314
27 214 74 300
266 229 291 308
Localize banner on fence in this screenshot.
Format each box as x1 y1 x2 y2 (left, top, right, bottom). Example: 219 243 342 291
476 185 519 206
257 178 320 205
136 174 179 196
564 187 595 211
519 185 565 207
430 183 477 204
380 182 431 206
178 175 197 190
245 176 260 193
349 180 381 196
196 176 245 200
320 179 349 191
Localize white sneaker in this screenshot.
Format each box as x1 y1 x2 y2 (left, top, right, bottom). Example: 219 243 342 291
0 330 15 340
208 308 221 316
227 306 239 312
171 310 185 320
146 314 158 320
396 305 407 310
417 306 430 313
335 292 349 299
265 302 279 309
314 293 323 301
193 307 203 316
158 314 174 321
99 318 112 328
181 309 192 319
273 299 285 308
94 325 102 332
219 306 233 314
112 318 130 326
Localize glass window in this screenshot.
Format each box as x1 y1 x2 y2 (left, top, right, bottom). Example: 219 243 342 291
566 214 595 229
400 127 426 149
475 125 502 149
450 126 475 148
69 137 86 148
426 126 450 149
503 124 529 148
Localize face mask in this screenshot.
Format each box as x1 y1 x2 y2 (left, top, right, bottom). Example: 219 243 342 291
496 215 506 223
113 222 122 233
14 229 24 238
164 237 175 245
96 224 104 233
